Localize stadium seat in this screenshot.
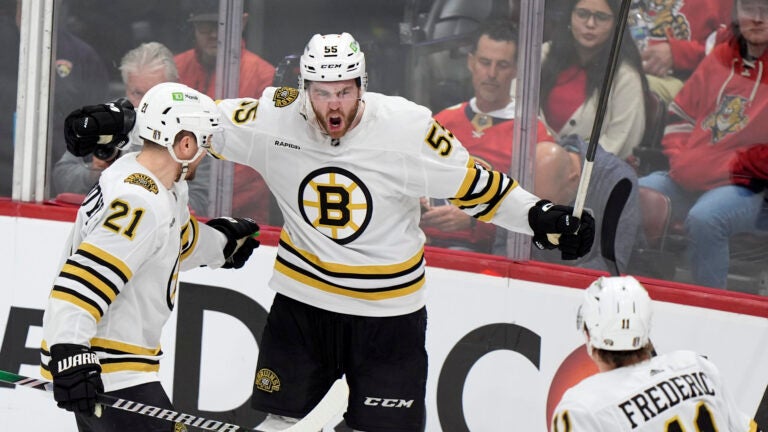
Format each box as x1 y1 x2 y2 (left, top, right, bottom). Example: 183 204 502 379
631 91 668 176
418 0 513 110
638 186 671 250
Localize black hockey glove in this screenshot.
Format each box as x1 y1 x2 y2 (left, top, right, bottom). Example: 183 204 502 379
49 344 103 416
206 217 260 269
558 211 595 260
64 97 136 157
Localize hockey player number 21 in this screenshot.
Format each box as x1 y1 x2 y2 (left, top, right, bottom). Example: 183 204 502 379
665 402 716 432
103 200 145 240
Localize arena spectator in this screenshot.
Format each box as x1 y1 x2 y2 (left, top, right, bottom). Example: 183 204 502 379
421 20 555 254
539 0 648 160
175 0 276 223
52 42 212 216
1 0 109 198
638 0 768 289
520 135 643 272
640 0 734 103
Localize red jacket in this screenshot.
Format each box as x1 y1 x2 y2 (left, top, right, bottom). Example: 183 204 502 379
646 0 733 77
427 101 552 253
174 42 275 99
663 37 768 191
175 43 276 223
732 144 768 190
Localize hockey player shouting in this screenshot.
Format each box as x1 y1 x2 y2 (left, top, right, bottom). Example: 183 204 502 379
74 33 595 432
41 83 260 431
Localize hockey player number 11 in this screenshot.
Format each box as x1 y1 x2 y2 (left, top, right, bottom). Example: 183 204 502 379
664 402 717 432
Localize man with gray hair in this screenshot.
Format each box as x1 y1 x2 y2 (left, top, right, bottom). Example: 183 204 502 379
52 41 211 215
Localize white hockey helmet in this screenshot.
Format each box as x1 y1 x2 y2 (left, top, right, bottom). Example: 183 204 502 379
136 82 222 164
299 33 367 91
577 276 652 351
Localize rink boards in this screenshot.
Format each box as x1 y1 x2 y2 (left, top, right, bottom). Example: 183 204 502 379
0 209 766 431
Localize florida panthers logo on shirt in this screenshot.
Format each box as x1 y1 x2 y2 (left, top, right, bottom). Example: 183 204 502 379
298 167 372 244
702 95 748 143
647 0 690 41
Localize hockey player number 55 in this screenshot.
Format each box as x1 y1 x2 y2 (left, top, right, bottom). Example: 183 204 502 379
425 121 455 157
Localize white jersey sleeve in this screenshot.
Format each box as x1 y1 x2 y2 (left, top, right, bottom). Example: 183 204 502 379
409 114 538 235
179 215 228 270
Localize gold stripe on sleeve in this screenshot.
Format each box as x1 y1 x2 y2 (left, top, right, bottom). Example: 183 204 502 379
61 263 118 303
50 290 102 321
78 243 133 281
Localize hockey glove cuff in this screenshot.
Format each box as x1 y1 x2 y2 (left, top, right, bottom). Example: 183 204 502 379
49 344 103 416
206 217 260 269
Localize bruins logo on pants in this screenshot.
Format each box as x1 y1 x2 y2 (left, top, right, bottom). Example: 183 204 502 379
299 167 372 244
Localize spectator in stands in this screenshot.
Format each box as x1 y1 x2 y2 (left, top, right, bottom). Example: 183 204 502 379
640 0 734 104
638 0 768 289
50 11 110 167
52 42 211 216
540 0 647 160
175 0 276 223
421 20 555 253
1 0 108 198
515 135 642 272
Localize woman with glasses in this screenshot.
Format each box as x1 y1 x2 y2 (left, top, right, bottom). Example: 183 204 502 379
539 0 648 161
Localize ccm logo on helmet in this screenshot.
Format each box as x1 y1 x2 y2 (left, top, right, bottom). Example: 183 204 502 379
321 64 342 69
363 397 414 408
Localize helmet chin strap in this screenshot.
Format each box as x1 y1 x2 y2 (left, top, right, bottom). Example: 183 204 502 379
582 330 594 357
169 145 206 181
177 162 190 182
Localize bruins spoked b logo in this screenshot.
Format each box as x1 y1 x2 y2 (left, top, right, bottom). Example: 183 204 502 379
299 167 372 244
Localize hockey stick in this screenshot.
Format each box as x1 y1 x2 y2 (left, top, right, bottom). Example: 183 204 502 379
283 377 349 432
0 369 248 431
0 369 348 432
600 177 632 276
600 179 657 356
571 0 633 220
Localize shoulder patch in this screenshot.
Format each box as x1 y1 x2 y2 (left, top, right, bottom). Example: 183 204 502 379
124 173 159 194
273 87 299 108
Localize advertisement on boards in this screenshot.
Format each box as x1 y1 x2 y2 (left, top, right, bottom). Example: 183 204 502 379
0 215 766 431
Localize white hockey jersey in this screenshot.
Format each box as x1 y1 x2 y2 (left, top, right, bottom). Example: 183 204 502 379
551 350 758 432
41 153 227 391
209 87 539 317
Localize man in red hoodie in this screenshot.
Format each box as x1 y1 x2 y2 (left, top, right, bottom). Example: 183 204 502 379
175 0 277 224
639 0 768 289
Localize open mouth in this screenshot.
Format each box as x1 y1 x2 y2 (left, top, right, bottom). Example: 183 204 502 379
328 115 343 130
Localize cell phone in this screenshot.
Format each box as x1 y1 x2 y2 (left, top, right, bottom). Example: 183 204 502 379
430 198 449 207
